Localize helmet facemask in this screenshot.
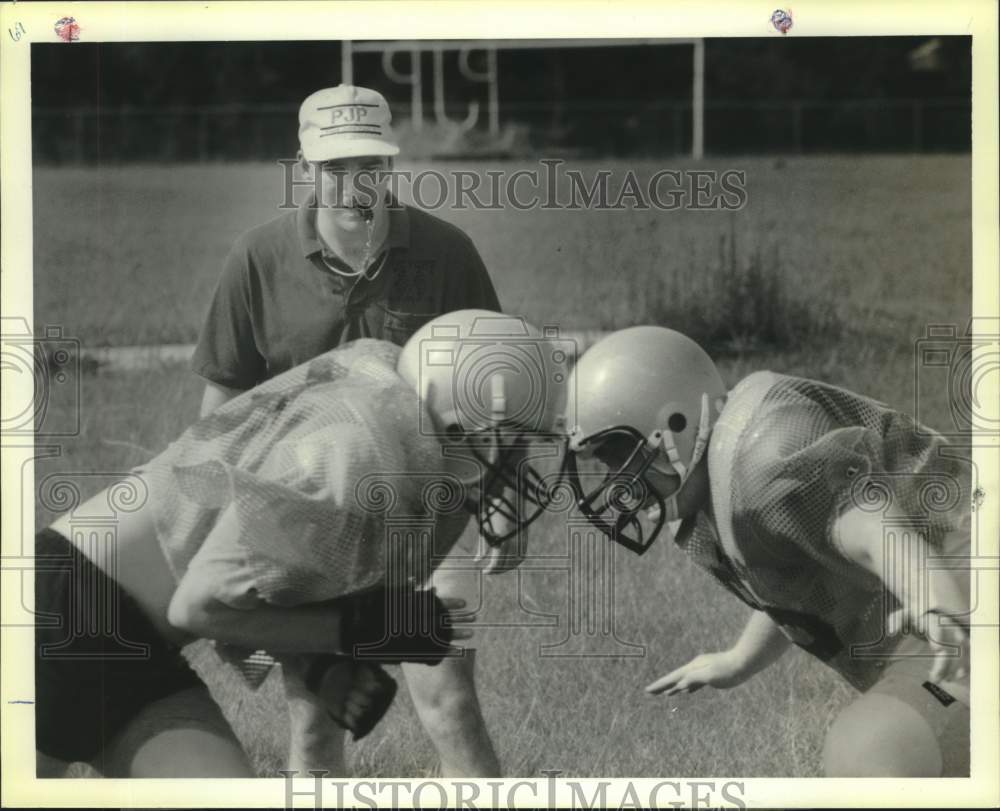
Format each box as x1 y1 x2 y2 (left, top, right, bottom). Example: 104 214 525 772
397 310 573 551
444 423 560 548
563 392 714 555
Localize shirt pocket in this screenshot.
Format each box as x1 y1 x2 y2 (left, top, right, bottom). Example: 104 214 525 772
381 307 438 346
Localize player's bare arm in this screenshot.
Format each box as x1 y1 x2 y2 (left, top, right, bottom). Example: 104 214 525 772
833 506 969 683
646 610 792 696
280 654 407 773
280 655 350 774
168 561 472 656
199 380 246 417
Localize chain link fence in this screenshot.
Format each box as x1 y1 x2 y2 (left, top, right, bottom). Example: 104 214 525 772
32 98 970 163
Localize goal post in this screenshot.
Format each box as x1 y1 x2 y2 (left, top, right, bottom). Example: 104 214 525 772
692 38 705 159
341 38 706 159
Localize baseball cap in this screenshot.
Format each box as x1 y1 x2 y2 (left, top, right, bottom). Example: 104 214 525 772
298 85 400 162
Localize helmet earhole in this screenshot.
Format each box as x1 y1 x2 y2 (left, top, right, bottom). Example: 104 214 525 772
667 413 687 433
445 424 464 443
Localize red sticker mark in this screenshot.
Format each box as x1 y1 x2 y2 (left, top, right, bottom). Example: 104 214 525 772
770 9 793 35
54 17 80 42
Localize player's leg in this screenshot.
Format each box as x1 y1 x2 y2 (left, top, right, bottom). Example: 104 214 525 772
401 519 500 777
36 686 252 778
823 654 969 777
49 479 182 643
35 509 247 776
281 655 348 776
103 686 253 777
36 753 103 778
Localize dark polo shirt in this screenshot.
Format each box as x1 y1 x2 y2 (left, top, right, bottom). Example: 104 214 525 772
192 197 500 389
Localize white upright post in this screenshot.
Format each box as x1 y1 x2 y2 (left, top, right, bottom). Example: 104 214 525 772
488 48 499 136
382 46 423 131
692 38 705 159
410 47 423 132
342 40 353 84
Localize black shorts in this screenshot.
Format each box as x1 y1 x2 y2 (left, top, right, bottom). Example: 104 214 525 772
34 528 203 769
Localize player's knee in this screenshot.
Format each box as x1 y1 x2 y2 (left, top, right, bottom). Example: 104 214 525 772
406 653 475 697
128 728 254 777
36 751 72 778
824 693 943 777
405 656 479 724
104 687 253 777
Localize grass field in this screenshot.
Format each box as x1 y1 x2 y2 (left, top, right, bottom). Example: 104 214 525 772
33 155 970 348
28 155 971 777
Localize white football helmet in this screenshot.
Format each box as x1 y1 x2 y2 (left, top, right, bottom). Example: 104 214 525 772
397 309 571 545
561 326 728 554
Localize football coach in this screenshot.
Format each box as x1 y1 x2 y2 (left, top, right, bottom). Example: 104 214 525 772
191 84 503 777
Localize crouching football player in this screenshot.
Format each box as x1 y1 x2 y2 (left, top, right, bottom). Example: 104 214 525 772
35 311 566 777
560 326 972 777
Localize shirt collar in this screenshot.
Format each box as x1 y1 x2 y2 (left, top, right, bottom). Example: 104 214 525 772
296 192 410 259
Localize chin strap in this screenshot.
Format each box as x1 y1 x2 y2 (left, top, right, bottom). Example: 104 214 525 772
645 392 713 524
487 373 507 468
687 391 713 474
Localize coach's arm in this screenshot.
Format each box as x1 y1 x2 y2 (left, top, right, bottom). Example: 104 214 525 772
833 506 969 683
199 381 246 417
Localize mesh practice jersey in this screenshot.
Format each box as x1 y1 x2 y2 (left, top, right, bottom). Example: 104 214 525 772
674 371 971 691
139 339 472 684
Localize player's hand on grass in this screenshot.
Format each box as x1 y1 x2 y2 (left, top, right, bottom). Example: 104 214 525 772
888 608 969 684
645 651 751 696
